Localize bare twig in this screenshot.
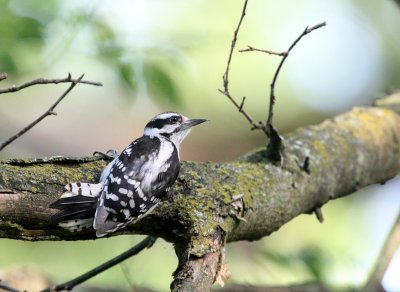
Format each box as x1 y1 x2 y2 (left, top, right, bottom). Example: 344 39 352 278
0 74 86 152
0 281 20 292
222 0 248 91
218 0 268 134
0 74 102 94
120 262 136 291
261 22 326 163
233 21 326 162
314 207 324 223
219 1 326 140
41 236 157 292
267 22 326 128
364 212 400 291
239 45 287 56
239 96 246 111
218 282 330 291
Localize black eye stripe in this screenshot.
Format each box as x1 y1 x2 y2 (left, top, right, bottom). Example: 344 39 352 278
145 119 165 129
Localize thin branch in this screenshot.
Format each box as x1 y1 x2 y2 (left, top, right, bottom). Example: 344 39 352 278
364 212 400 291
0 74 86 152
218 282 330 291
238 22 326 163
314 207 324 223
239 96 246 111
239 45 287 56
0 281 20 292
0 74 102 94
220 3 326 138
120 262 136 291
263 22 326 164
41 236 157 292
218 0 268 134
222 0 248 91
267 22 326 128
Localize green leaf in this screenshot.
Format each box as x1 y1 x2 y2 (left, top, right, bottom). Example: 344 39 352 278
0 52 17 73
0 0 44 73
118 63 137 91
144 63 181 105
93 19 115 44
299 247 327 281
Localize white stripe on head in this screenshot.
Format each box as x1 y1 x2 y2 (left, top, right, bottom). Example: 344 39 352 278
153 112 180 120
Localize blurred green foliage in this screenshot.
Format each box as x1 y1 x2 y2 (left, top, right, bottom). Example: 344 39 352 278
0 0 46 73
1 0 182 104
263 246 330 281
144 63 180 105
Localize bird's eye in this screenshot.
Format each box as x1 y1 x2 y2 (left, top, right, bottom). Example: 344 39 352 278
170 116 180 123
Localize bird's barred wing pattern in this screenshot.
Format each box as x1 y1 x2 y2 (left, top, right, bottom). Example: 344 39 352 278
61 182 103 198
94 135 180 237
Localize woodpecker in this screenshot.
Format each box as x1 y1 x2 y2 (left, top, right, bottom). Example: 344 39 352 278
50 112 207 237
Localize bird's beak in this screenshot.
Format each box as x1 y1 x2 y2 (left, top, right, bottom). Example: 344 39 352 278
179 117 208 131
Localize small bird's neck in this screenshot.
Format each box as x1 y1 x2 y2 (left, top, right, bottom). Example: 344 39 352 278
144 132 181 156
167 129 192 149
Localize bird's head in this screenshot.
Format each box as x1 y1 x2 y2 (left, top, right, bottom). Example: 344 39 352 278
144 112 207 146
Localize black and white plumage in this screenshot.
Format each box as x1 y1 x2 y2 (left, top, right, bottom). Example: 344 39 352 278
50 112 206 237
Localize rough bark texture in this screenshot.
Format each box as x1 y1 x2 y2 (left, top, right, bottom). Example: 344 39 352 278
1 94 400 291
171 230 224 292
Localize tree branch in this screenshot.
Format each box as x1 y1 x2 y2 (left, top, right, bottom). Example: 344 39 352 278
1 94 399 290
0 74 102 94
219 0 326 167
218 282 330 291
41 236 157 292
238 45 287 56
218 0 268 134
0 281 20 292
0 74 96 152
171 230 224 291
239 22 326 164
266 22 326 130
364 212 400 291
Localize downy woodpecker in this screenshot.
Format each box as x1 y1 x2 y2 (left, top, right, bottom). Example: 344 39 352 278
50 112 206 237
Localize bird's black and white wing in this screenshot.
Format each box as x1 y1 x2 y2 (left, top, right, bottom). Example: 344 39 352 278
94 135 180 237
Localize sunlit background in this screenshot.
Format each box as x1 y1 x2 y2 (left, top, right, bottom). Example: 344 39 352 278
0 0 400 291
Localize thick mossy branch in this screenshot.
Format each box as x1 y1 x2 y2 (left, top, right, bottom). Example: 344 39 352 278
171 230 224 291
1 95 400 252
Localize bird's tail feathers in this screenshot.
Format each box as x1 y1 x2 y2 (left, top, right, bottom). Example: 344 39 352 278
50 182 102 231
58 218 94 232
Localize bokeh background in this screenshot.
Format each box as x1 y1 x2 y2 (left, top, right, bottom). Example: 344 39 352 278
0 0 400 290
